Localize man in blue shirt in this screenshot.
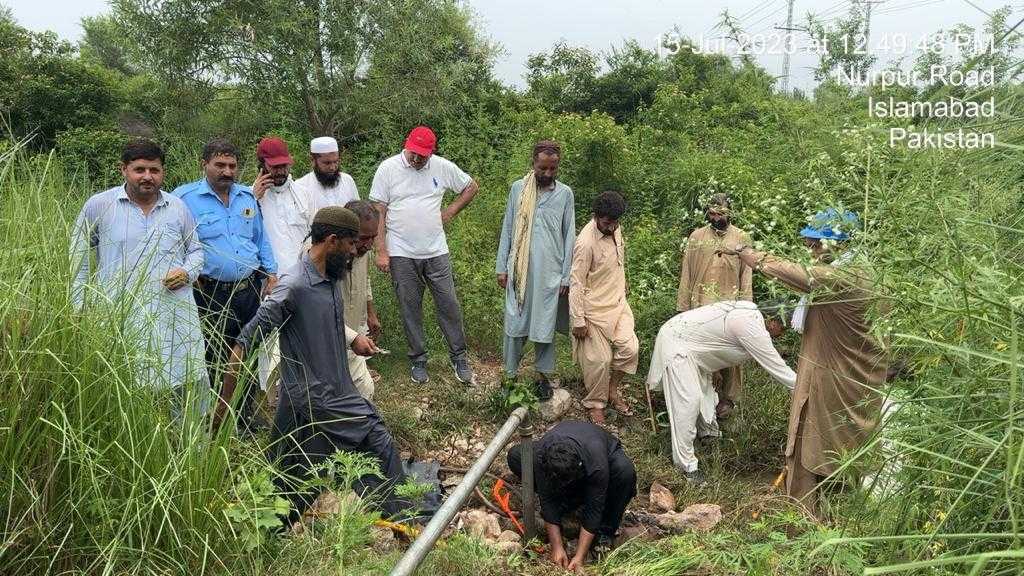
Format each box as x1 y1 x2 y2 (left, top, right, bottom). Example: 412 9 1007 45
174 138 278 432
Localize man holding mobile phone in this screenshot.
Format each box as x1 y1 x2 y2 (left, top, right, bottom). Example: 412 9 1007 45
251 137 308 395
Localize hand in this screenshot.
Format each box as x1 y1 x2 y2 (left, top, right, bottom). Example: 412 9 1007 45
351 334 380 357
367 313 382 342
572 325 589 340
567 555 587 572
252 172 273 200
560 285 569 297
261 275 278 298
375 251 390 274
441 208 454 225
549 545 569 569
162 267 189 291
497 273 508 289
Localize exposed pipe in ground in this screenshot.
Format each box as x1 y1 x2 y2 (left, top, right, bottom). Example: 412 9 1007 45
389 407 529 576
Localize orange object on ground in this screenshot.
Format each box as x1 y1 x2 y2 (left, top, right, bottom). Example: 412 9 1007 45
492 479 527 535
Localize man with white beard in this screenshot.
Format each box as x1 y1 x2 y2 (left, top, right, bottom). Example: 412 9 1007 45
294 136 360 213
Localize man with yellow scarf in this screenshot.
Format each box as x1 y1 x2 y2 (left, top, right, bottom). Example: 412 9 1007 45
496 140 575 399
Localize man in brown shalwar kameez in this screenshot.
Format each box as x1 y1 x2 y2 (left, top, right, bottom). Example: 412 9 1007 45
723 208 887 514
677 194 753 419
570 191 639 425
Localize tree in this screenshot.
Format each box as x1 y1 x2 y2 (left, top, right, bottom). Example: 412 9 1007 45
525 42 600 115
807 4 877 82
0 9 119 147
111 0 497 140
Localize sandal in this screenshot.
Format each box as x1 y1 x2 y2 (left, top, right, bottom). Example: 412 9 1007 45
609 394 635 416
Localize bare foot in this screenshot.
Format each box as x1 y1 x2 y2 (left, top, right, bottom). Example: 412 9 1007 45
588 407 606 425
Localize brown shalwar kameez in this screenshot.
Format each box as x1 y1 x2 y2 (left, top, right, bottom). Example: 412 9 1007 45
569 220 639 409
756 254 887 511
676 224 753 402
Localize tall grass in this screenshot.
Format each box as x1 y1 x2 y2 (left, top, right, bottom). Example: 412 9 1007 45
0 142 270 574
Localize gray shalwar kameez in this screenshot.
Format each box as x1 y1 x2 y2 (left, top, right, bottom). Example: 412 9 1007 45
237 252 407 517
495 178 575 376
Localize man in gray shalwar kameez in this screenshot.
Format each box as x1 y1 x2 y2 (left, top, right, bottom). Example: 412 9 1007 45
496 140 575 399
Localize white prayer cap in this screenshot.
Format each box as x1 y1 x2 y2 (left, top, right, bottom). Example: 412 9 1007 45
310 136 338 154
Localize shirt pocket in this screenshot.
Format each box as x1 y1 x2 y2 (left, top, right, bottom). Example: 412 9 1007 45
152 220 183 257
196 211 226 242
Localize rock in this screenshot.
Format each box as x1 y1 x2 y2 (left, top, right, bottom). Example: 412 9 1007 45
412 407 424 421
649 482 676 513
461 508 502 541
453 437 471 452
492 540 523 555
309 490 341 517
655 503 722 533
497 530 521 543
614 525 650 547
371 525 397 551
539 388 572 422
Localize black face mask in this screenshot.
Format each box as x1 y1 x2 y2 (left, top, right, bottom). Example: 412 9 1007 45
325 251 349 281
314 166 340 187
710 218 729 231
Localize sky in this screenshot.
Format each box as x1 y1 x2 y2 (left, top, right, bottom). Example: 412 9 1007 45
4 0 1016 93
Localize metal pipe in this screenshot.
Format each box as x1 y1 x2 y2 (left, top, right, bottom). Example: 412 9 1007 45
519 421 536 541
390 406 528 576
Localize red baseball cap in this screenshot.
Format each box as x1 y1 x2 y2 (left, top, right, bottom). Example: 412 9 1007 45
256 137 293 166
404 126 436 157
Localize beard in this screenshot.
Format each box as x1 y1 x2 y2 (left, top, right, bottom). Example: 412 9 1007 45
314 166 340 187
709 218 729 231
325 252 350 281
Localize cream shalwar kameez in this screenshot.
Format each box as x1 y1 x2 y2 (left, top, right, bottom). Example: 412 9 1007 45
676 224 753 404
646 301 796 473
569 220 639 409
756 254 887 510
340 252 375 399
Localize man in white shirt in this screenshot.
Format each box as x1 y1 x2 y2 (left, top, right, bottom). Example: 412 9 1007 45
369 126 480 385
251 137 309 394
646 300 796 486
294 136 360 213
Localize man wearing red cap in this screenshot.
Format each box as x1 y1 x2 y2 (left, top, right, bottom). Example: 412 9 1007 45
252 137 310 395
369 126 479 385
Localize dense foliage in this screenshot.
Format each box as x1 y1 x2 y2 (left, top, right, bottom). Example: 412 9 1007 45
3 2 1024 574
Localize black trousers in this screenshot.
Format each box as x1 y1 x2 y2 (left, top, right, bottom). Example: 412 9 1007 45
269 399 409 520
507 443 636 537
193 275 262 429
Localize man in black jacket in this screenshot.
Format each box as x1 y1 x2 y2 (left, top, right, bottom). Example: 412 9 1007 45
508 420 637 570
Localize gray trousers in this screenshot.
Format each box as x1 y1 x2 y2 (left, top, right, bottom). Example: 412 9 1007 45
389 254 468 364
503 334 556 376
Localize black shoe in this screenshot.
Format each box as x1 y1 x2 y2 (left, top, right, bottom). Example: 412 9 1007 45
685 469 708 488
534 377 554 401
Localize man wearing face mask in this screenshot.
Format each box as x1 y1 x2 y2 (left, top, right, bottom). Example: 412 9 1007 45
675 193 753 420
174 138 278 433
251 137 309 395
219 206 409 521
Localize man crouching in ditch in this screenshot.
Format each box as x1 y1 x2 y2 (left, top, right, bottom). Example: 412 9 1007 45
507 420 637 570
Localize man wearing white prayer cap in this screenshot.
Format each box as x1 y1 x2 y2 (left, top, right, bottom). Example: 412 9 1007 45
294 136 360 215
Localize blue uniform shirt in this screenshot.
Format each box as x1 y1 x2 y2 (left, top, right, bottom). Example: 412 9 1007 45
173 178 278 281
